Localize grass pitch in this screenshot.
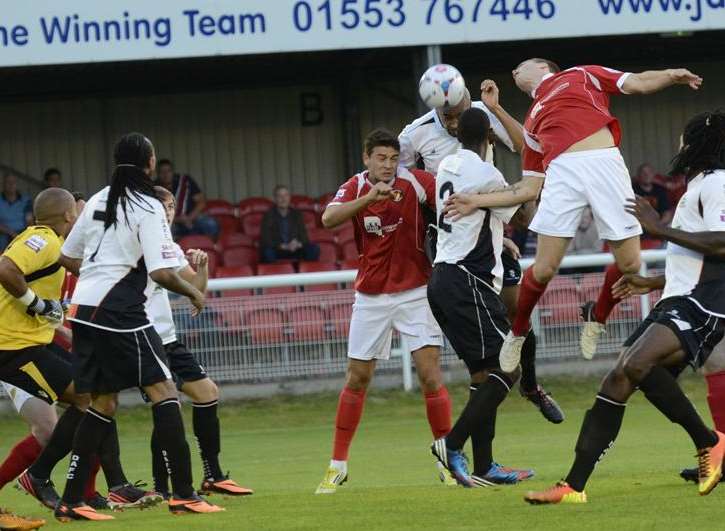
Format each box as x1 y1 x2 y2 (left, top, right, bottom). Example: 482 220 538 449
1 373 723 530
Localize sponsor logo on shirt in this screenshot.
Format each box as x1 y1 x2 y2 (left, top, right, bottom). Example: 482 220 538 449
161 243 176 259
720 209 725 222
364 216 382 236
24 235 47 253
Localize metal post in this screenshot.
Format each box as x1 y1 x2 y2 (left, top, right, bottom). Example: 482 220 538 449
639 262 650 320
400 335 413 391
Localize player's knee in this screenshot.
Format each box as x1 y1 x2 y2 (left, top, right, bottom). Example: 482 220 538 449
72 393 91 411
31 422 55 446
533 262 557 283
92 394 119 417
418 370 442 394
615 256 641 275
622 351 651 384
184 378 218 403
145 379 179 404
345 370 372 391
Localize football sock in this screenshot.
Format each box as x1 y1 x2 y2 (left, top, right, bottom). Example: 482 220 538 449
0 435 42 489
28 405 84 480
151 428 169 494
519 331 538 393
565 393 625 492
98 419 127 489
424 386 452 439
152 398 194 499
61 408 113 505
192 400 224 481
512 268 548 336
592 264 623 323
446 371 512 451
332 386 366 461
83 456 101 501
468 383 497 477
706 372 725 432
640 366 718 449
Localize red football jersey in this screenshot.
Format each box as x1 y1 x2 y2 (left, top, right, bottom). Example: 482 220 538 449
328 167 435 294
522 65 631 176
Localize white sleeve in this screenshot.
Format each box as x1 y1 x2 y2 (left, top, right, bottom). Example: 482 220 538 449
139 204 181 273
478 166 519 222
61 208 90 259
174 243 189 272
479 103 515 152
700 173 725 231
398 128 417 169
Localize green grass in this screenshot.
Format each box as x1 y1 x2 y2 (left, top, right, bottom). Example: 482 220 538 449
1 374 723 530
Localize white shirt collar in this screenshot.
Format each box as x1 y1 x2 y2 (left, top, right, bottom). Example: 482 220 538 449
531 73 555 98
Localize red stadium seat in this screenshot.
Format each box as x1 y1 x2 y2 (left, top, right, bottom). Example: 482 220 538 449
204 199 235 217
241 212 265 239
291 195 317 211
245 307 286 344
538 277 580 326
302 210 319 231
335 224 355 245
287 303 327 341
178 235 216 253
340 258 359 270
327 302 353 339
641 238 664 250
257 263 296 294
340 241 359 262
213 215 240 236
330 220 353 233
318 192 336 208
307 227 336 244
222 246 258 268
317 242 338 263
218 232 255 250
203 250 219 279
239 197 273 216
299 261 338 291
215 266 255 297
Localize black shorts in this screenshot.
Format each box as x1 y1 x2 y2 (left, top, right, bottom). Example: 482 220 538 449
0 345 73 404
428 263 510 374
164 341 208 389
71 322 171 394
501 252 522 288
623 296 725 369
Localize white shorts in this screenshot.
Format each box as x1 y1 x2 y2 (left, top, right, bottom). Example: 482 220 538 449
1 381 34 413
530 148 643 241
348 286 444 361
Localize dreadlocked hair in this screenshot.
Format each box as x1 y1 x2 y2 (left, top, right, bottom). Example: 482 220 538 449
105 133 158 230
670 110 725 180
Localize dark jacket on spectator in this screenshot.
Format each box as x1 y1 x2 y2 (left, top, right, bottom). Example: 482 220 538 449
260 208 309 250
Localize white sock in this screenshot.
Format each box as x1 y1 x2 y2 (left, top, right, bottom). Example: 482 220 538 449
330 460 347 472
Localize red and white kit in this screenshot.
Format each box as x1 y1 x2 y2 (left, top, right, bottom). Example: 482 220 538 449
328 167 443 360
522 65 642 241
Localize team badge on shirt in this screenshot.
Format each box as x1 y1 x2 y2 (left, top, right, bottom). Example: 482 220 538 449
24 235 47 253
391 190 403 202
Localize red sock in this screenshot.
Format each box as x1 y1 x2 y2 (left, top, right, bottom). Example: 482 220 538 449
512 268 549 336
332 387 366 461
0 434 42 490
706 372 725 433
424 386 452 439
592 264 624 323
83 456 101 500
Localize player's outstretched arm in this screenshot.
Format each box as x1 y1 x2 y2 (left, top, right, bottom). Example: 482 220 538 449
322 181 392 228
150 267 205 316
481 80 524 153
612 273 665 299
622 68 702 95
443 175 543 221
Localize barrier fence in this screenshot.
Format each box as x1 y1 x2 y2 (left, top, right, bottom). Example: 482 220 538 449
170 250 666 391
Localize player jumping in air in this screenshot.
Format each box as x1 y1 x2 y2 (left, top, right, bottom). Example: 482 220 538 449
526 110 725 504
315 129 452 494
428 108 534 487
399 74 563 424
444 59 702 368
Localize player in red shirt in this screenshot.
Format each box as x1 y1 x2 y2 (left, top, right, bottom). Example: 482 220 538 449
444 59 702 368
314 129 452 493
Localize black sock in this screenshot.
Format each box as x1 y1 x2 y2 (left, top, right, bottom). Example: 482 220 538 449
98 419 128 490
193 400 223 481
565 394 625 492
468 383 497 477
61 408 113 504
152 398 194 498
639 366 718 449
28 406 84 479
447 371 512 450
519 331 538 393
151 428 169 493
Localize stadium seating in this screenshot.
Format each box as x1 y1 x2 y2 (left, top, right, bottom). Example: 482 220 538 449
302 210 319 231
204 199 235 217
215 265 255 296
299 261 337 291
291 195 317 211
340 258 359 270
341 241 359 262
218 232 255 249
222 246 258 268
538 277 580 326
257 263 296 294
335 224 355 245
241 212 265 239
205 250 219 278
214 214 241 236
245 306 286 344
317 242 338 263
178 235 216 253
307 227 336 244
286 303 327 341
239 197 273 215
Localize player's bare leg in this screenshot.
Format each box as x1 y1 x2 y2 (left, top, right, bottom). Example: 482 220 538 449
501 284 564 423
581 236 641 359
501 235 571 372
316 359 376 494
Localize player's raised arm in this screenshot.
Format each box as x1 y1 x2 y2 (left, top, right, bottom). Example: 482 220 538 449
179 249 209 293
622 68 702 95
322 182 391 228
443 175 543 221
481 79 524 153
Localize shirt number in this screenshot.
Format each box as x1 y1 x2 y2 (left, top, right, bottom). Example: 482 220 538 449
438 181 454 233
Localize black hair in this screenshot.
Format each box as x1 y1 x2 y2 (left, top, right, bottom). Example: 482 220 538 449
105 133 157 230
670 110 725 179
363 129 400 156
530 58 561 73
157 158 173 168
457 108 491 149
43 167 61 181
273 184 289 195
71 191 85 201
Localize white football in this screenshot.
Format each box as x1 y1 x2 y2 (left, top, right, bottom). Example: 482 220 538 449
418 64 466 109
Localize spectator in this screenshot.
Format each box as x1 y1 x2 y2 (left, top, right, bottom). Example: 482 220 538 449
156 159 219 239
654 171 687 208
43 167 63 189
260 185 320 263
568 207 603 255
0 172 33 250
632 163 672 225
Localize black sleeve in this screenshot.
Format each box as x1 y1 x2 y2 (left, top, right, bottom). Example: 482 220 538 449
294 210 309 244
187 175 202 197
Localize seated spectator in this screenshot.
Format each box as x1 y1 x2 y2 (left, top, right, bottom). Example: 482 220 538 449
654 171 687 208
0 172 33 250
156 158 219 239
633 163 672 225
43 167 63 189
260 185 320 263
568 207 602 255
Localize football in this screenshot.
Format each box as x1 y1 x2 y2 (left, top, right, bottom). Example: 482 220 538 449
418 64 466 109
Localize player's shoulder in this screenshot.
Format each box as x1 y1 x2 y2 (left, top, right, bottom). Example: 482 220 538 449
701 169 725 192
399 109 437 137
398 167 434 186
471 101 495 117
